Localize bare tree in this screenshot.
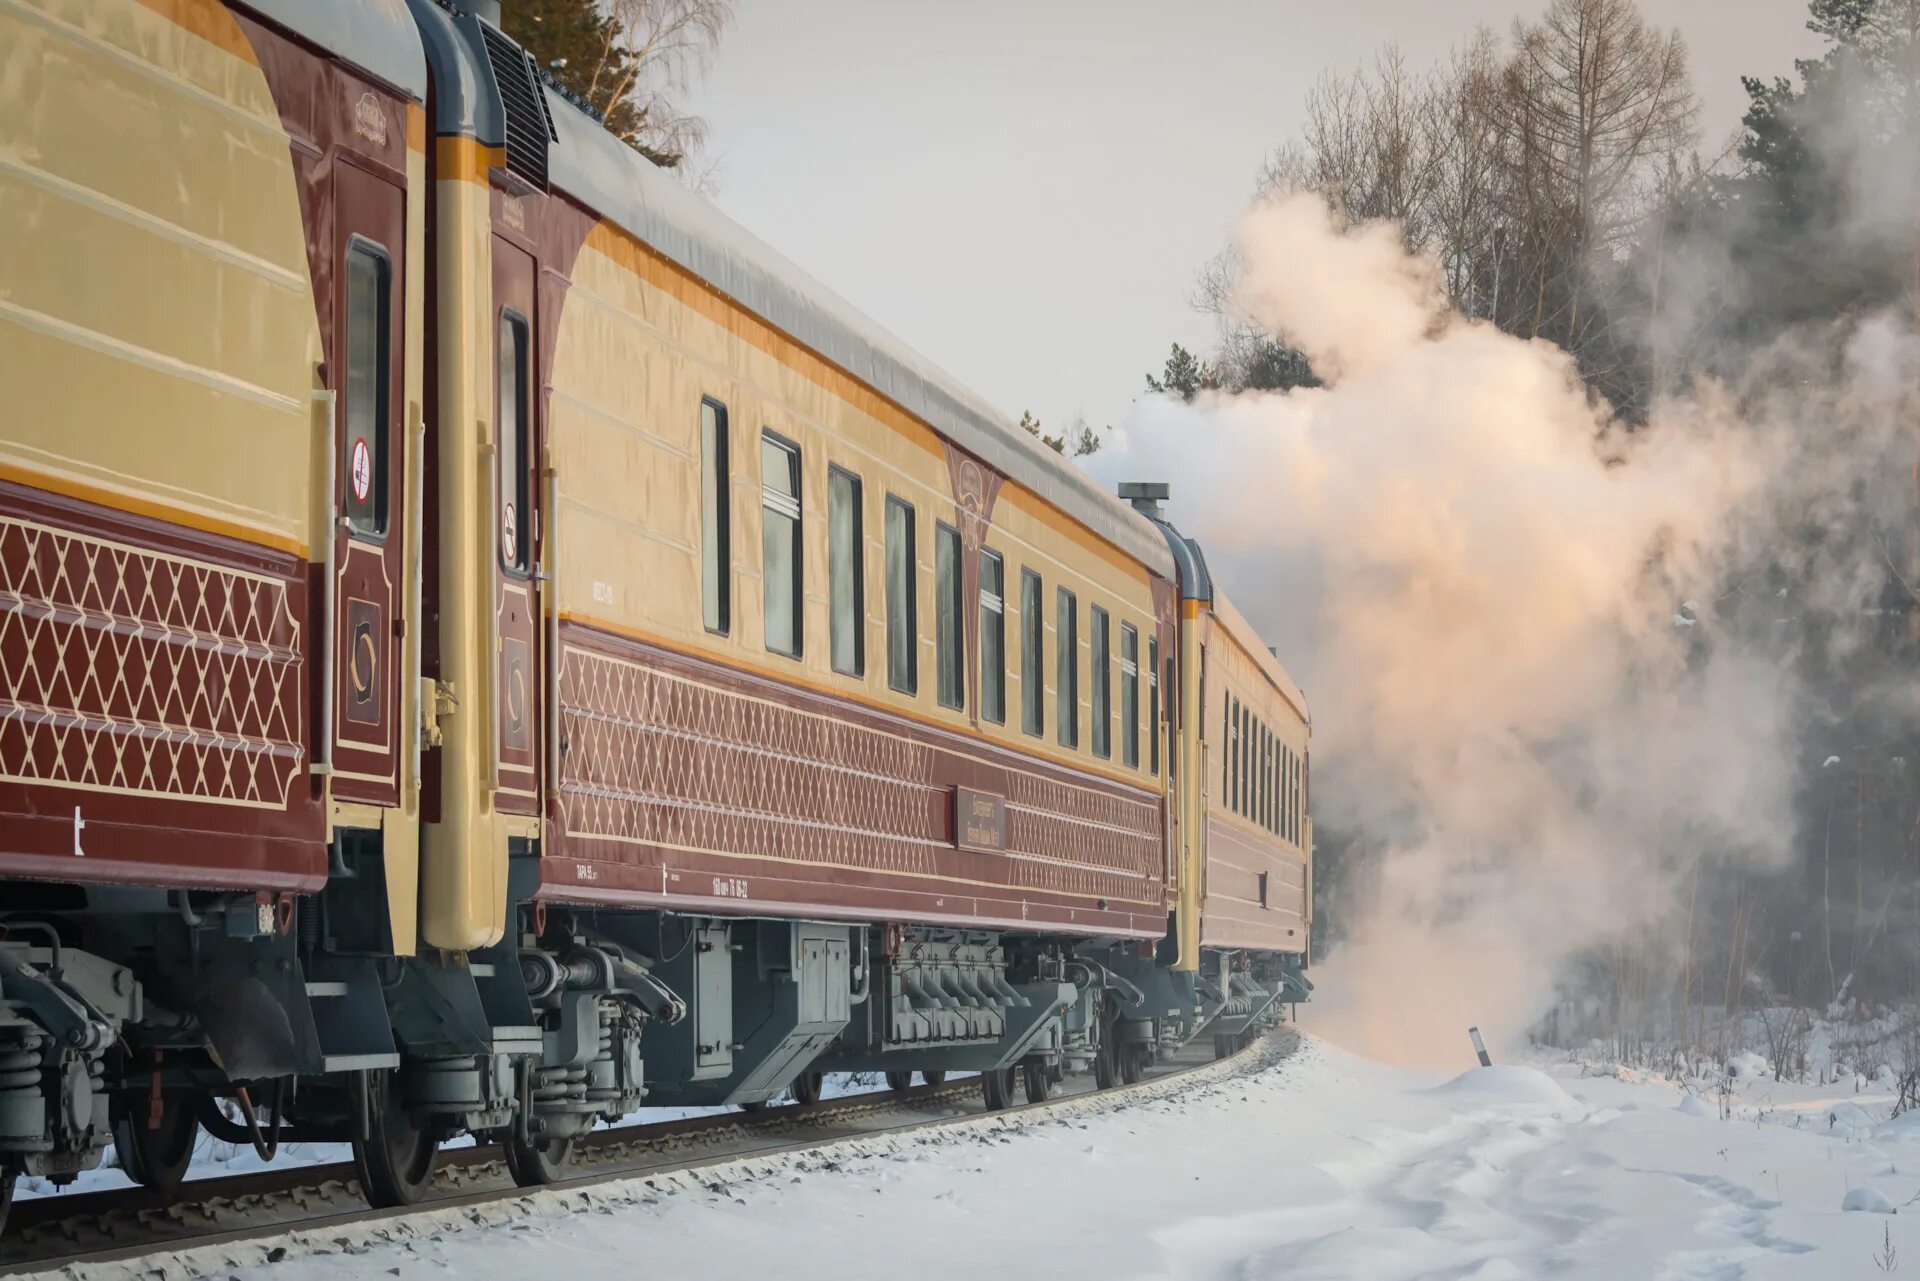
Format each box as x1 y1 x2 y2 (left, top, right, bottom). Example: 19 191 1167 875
599 0 733 174
512 0 733 179
1491 0 1697 385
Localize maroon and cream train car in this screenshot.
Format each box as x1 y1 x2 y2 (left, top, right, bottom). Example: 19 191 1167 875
0 0 1307 1223
0 0 433 1216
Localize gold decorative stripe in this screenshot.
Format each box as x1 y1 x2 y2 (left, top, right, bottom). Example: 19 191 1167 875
0 299 304 416
0 155 307 293
131 0 258 64
0 461 307 560
435 137 505 186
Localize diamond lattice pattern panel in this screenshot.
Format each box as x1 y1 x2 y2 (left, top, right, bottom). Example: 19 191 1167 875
0 515 303 809
561 644 1162 906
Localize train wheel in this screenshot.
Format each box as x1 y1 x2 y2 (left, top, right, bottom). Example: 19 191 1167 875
921 1070 947 1088
503 1131 575 1187
1093 1037 1117 1090
111 1089 199 1199
1119 1044 1149 1085
789 1071 824 1107
980 1067 1016 1111
353 1069 440 1208
885 1070 914 1093
1021 1061 1052 1104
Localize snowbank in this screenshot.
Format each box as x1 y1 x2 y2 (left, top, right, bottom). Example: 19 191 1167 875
1842 1187 1897 1214
1427 1065 1578 1109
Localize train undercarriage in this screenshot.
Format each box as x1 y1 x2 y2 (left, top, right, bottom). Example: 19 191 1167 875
0 850 1303 1228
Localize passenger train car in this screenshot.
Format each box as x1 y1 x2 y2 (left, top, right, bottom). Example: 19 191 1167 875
0 0 1311 1222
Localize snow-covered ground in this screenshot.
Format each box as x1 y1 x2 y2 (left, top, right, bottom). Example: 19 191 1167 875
197 1035 1920 1281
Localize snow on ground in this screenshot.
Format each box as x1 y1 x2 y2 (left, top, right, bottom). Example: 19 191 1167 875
218 1035 1920 1281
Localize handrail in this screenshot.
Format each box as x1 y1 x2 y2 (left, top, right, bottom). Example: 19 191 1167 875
543 449 560 800
408 401 426 792
483 425 501 796
311 386 338 778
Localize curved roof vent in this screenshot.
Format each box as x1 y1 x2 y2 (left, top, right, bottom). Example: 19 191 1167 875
479 22 556 189
1117 481 1169 520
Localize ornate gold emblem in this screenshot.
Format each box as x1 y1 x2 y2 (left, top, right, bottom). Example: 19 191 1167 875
353 92 389 147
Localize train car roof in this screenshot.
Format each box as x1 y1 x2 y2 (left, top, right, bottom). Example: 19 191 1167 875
1209 588 1310 726
404 4 1175 580
245 0 427 102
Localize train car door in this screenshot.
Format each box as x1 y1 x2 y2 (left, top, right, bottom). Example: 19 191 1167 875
491 230 541 815
330 159 407 807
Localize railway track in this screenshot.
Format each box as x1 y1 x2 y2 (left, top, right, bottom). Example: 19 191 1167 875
1 1029 1297 1280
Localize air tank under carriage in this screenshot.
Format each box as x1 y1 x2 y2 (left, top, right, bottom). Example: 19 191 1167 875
0 0 1309 1227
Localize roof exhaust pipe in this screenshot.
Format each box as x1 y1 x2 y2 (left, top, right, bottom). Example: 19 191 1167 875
471 0 503 24
1117 481 1169 521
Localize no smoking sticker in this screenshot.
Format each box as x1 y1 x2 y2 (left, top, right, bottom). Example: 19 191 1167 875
502 502 518 563
349 437 372 503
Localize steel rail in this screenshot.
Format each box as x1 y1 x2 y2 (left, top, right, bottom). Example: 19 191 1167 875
1 1031 1294 1277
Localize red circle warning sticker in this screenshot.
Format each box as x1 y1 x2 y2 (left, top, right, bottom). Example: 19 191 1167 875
349 437 372 503
502 502 518 563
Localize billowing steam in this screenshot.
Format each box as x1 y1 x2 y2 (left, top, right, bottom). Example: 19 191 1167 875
1094 194 1920 1068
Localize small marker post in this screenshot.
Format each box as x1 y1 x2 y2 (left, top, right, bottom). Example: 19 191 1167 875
1468 1026 1492 1068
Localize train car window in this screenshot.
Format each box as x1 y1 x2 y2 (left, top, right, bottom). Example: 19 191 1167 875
1293 749 1302 843
1222 699 1231 803
1264 727 1274 831
1257 723 1266 828
1149 639 1162 776
1273 738 1283 834
1056 589 1078 749
885 496 917 694
1247 712 1256 819
1242 705 1252 817
828 466 864 676
1283 745 1292 841
1227 699 1239 813
1236 705 1245 817
980 549 1005 724
1258 870 1270 910
1247 715 1255 821
1279 744 1289 838
760 432 802 659
1239 705 1250 817
496 310 531 572
1259 729 1274 833
700 399 730 635
1120 623 1139 768
343 241 391 535
1090 606 1111 758
935 524 964 710
1287 745 1296 840
1256 721 1265 823
1261 730 1270 831
1020 569 1043 736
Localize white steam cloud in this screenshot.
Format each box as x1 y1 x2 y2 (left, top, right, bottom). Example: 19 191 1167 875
1094 194 1920 1069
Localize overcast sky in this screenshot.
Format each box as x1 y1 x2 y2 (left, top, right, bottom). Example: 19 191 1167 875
687 1 1822 441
